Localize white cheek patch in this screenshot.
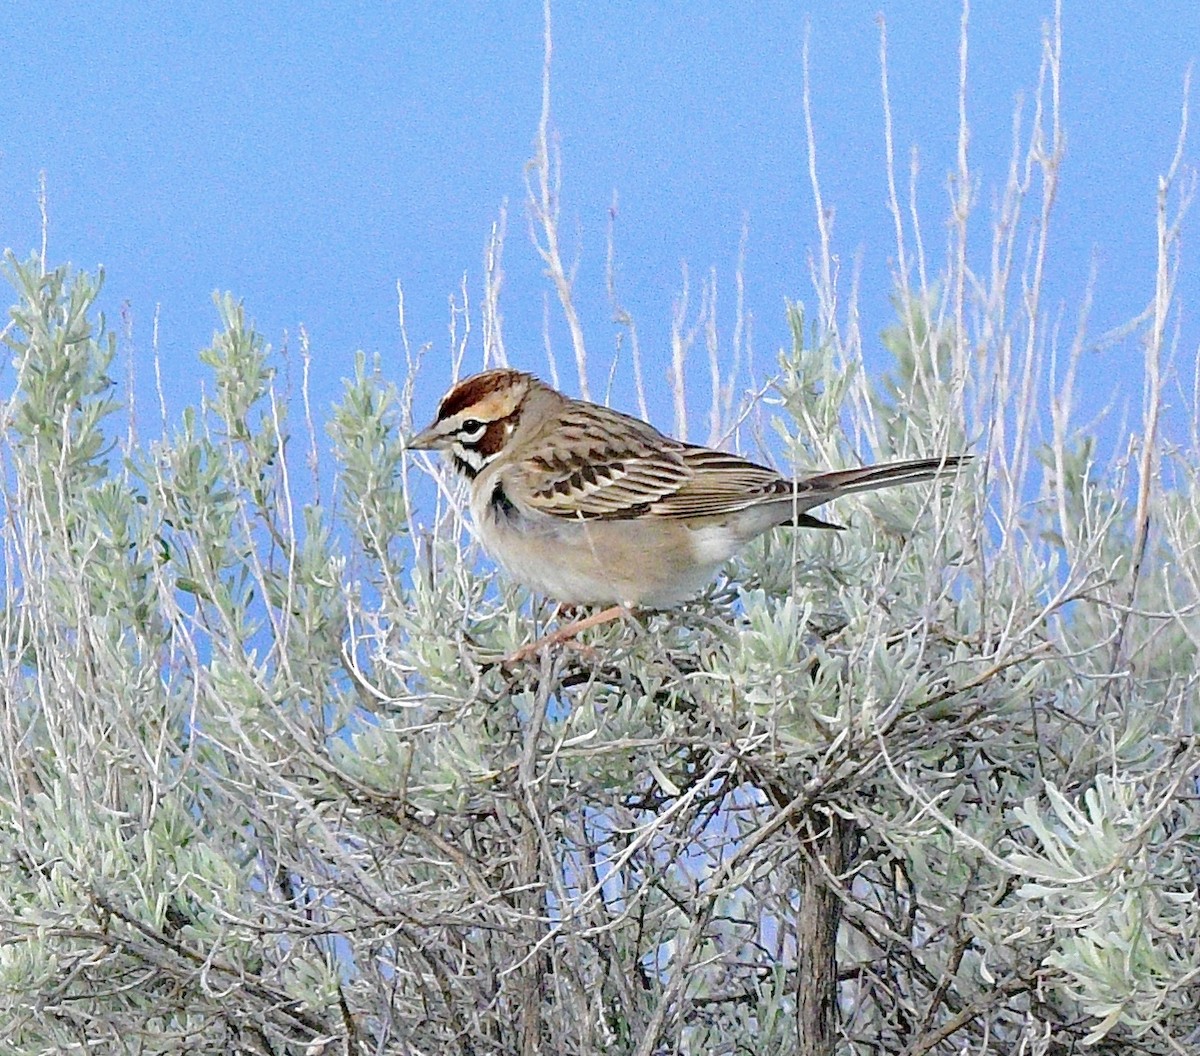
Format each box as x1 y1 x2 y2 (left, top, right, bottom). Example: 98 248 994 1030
453 443 486 472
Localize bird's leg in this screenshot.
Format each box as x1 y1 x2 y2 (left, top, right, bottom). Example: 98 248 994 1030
503 604 631 666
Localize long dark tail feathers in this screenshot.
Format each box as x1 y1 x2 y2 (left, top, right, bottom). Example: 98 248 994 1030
796 512 846 531
785 454 972 527
801 454 972 498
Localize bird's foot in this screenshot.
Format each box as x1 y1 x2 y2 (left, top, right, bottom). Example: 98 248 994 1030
501 604 631 667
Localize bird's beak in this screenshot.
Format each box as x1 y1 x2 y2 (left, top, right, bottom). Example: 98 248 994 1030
406 423 447 451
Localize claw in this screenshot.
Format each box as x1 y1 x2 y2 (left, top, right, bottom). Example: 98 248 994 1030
502 604 630 666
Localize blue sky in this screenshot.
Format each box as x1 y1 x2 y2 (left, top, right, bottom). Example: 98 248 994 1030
2 2 1197 451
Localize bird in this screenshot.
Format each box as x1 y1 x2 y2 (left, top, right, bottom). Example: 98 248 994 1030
408 367 969 657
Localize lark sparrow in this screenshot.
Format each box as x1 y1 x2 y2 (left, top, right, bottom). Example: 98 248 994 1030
408 368 969 628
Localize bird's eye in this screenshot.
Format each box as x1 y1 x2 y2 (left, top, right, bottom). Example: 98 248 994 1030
459 418 487 440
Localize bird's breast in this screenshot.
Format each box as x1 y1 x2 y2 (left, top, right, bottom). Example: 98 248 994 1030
469 482 728 607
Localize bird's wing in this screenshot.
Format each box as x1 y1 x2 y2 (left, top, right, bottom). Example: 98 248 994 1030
507 403 790 522
642 447 792 519
510 400 968 523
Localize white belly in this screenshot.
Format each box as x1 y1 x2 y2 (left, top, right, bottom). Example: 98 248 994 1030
471 487 731 607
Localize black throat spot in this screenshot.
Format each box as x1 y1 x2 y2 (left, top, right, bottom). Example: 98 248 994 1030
490 482 516 520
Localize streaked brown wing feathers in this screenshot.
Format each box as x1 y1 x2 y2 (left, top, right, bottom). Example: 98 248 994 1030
643 447 787 519
517 406 695 519
518 415 786 521
511 400 967 524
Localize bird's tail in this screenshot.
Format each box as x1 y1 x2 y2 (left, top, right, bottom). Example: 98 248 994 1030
787 454 972 529
802 454 972 496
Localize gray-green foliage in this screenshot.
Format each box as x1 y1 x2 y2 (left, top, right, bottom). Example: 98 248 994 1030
2 239 1197 1056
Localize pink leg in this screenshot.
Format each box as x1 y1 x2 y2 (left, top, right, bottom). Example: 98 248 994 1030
504 604 630 665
